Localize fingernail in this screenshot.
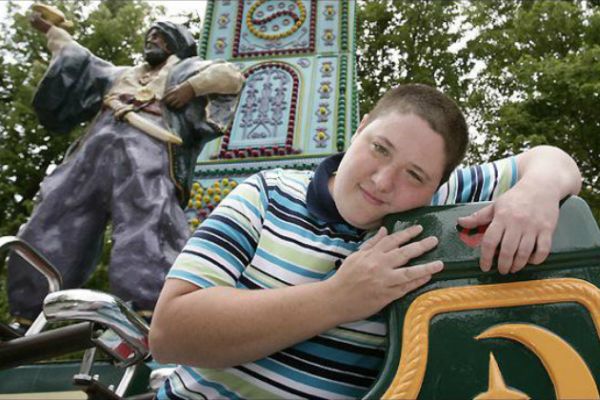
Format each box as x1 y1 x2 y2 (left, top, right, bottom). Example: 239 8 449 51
413 224 422 231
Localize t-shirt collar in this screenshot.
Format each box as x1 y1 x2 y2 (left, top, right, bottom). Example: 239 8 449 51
306 153 346 224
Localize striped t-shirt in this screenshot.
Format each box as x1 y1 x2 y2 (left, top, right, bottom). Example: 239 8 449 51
159 154 517 399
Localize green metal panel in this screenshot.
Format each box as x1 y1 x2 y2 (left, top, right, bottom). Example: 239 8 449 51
0 360 151 396
365 196 600 399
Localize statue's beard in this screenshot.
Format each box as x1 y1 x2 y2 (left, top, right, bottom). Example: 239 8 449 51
144 44 170 66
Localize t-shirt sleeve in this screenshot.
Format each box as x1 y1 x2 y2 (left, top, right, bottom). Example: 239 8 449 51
167 172 268 288
431 156 518 205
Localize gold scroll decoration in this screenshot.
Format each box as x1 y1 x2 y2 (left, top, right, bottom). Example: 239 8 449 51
474 352 529 400
382 278 600 399
475 323 598 399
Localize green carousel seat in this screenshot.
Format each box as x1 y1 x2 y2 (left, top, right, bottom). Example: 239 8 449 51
365 196 600 400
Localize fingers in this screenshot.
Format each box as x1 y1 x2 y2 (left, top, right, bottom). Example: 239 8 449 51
163 84 195 109
163 86 176 97
478 210 554 273
480 222 526 274
395 261 444 283
529 231 552 265
457 204 494 229
359 226 387 250
162 91 175 105
394 276 432 298
162 86 183 108
479 219 503 272
389 261 444 295
509 234 535 273
383 236 438 267
496 225 521 274
371 224 424 253
170 99 183 109
460 205 503 272
163 95 183 109
482 228 553 274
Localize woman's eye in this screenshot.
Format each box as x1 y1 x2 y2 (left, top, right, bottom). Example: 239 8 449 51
372 142 388 156
408 170 424 183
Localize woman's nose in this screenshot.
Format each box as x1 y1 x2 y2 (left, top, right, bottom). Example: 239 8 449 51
372 166 395 193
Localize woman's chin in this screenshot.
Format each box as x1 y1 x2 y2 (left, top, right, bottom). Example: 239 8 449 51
343 214 382 231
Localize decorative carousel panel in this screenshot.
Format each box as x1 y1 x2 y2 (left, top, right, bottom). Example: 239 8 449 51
215 62 301 160
190 0 358 225
305 56 339 154
185 177 241 227
315 0 344 53
233 0 317 58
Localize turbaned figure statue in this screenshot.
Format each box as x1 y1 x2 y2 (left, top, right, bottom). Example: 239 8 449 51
8 5 245 324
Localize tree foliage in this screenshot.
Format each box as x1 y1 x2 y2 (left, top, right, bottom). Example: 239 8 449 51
357 1 470 115
463 0 600 220
357 0 600 221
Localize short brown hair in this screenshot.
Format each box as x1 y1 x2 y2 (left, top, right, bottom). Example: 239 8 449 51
365 84 469 184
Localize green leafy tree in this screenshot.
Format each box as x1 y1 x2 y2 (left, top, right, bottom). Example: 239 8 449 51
463 0 600 221
357 1 471 121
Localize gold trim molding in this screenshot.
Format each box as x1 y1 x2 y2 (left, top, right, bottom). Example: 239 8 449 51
383 278 600 399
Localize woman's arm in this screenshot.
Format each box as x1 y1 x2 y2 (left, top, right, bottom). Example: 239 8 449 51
458 145 582 274
150 225 443 368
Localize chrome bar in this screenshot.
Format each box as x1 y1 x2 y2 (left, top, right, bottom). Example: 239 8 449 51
79 347 97 376
0 236 62 293
25 313 47 336
115 364 138 397
44 289 150 367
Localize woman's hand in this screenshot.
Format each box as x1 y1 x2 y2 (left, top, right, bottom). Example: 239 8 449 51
458 183 559 275
327 225 443 322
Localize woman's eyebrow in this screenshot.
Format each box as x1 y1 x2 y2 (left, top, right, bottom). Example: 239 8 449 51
378 136 396 150
409 163 432 182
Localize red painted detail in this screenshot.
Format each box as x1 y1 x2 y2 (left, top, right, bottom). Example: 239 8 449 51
458 224 489 248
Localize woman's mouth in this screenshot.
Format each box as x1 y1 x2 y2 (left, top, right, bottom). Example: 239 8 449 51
360 187 384 206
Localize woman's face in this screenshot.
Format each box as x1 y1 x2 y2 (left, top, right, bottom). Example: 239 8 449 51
330 112 446 230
